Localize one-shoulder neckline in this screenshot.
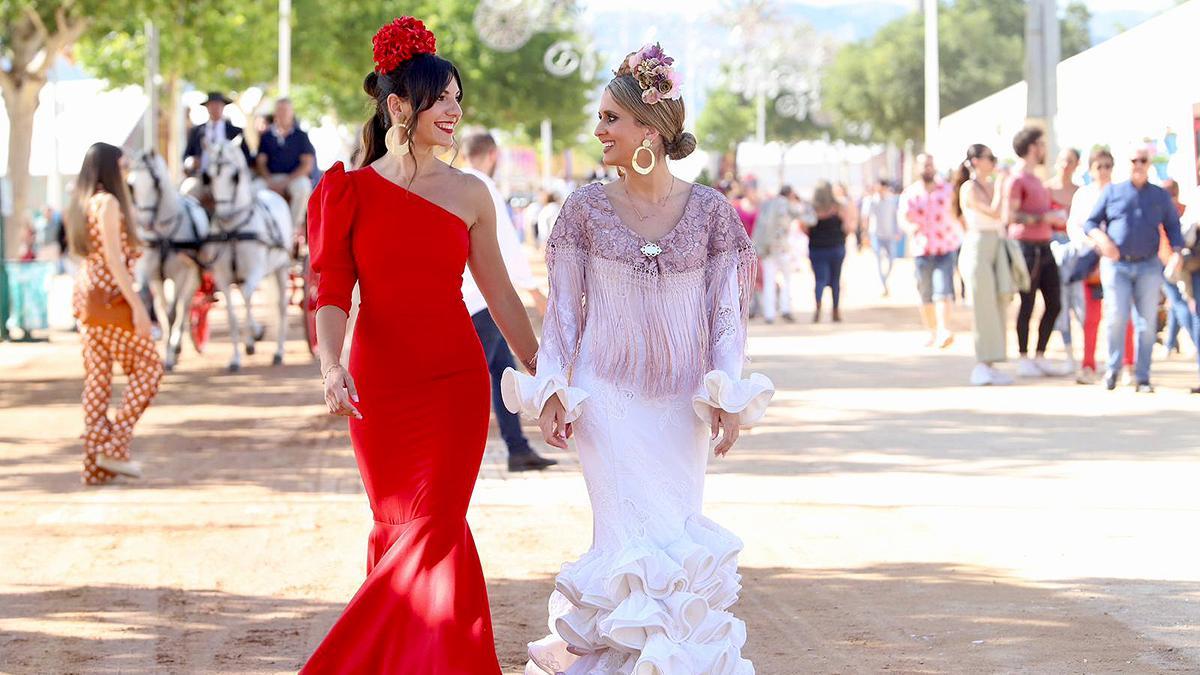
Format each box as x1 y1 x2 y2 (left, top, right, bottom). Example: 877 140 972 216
594 181 699 244
364 165 469 229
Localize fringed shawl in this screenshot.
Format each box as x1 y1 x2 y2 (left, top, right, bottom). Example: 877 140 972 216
542 183 757 399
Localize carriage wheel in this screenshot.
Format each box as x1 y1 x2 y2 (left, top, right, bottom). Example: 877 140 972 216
190 272 217 354
302 255 319 358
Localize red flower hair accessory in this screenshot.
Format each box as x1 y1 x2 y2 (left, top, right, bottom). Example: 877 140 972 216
372 17 437 74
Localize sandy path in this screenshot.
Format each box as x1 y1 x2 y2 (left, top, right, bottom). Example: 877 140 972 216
2 252 1198 674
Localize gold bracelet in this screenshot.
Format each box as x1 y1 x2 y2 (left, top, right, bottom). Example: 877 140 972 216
522 352 538 371
322 363 343 381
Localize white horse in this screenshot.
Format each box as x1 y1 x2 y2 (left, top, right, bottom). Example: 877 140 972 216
129 150 209 372
204 138 294 371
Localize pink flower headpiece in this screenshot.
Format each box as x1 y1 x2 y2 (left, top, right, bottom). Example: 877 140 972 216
622 43 683 105
372 17 437 74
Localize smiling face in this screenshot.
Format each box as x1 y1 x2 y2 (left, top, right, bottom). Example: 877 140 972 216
389 75 462 151
594 88 656 170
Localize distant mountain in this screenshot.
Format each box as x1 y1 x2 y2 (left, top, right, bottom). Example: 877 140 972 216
778 2 911 42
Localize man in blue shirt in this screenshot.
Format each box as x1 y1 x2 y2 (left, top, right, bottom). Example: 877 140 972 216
1084 143 1184 392
255 98 315 230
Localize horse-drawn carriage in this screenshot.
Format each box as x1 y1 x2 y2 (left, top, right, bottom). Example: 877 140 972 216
187 240 318 359
129 141 319 372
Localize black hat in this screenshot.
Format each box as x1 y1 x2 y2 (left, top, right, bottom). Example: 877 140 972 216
202 91 233 105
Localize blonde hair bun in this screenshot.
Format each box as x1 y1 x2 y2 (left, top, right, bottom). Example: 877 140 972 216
665 132 696 160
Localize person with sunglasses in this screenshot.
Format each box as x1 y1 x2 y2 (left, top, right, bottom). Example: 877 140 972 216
1065 148 1134 384
1084 143 1186 392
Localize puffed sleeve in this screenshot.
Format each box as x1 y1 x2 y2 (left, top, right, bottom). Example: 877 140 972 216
692 197 775 425
307 162 357 314
501 189 590 422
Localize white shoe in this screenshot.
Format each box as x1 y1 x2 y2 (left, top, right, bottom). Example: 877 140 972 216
95 455 143 479
987 367 1014 386
1016 357 1042 377
1062 354 1077 375
970 363 994 386
1033 357 1065 376
1076 367 1097 385
1121 370 1134 387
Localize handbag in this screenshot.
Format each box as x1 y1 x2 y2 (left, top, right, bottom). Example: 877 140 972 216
1003 238 1031 293
80 286 134 332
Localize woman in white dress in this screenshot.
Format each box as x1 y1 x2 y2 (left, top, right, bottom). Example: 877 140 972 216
503 44 775 675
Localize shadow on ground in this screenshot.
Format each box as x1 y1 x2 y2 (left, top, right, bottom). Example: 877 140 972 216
6 564 1193 674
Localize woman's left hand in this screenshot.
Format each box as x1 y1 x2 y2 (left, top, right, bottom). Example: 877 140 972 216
710 408 741 457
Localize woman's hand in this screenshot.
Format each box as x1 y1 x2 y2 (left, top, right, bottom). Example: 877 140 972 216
710 408 742 457
323 364 362 419
132 304 153 340
538 395 572 450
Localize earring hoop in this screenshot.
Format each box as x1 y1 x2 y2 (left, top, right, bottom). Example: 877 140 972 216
632 139 656 175
385 120 410 158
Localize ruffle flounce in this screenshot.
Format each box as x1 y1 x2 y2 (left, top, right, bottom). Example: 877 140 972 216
691 371 774 425
501 367 589 423
526 515 754 675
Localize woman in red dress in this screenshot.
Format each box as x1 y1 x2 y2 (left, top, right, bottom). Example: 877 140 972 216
302 18 539 674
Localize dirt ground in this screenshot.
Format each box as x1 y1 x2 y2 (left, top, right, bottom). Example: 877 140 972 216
2 252 1199 674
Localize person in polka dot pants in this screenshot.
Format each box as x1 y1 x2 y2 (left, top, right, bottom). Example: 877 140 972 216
67 143 164 485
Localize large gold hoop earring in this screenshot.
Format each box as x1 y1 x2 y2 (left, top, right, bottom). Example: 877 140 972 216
632 139 656 175
385 120 410 158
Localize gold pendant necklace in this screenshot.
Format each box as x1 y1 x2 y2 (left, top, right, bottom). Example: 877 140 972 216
623 178 675 222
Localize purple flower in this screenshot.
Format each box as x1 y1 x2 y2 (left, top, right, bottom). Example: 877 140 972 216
628 42 681 105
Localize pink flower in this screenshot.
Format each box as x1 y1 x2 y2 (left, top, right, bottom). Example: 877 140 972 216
641 87 662 105
627 50 644 72
663 69 683 100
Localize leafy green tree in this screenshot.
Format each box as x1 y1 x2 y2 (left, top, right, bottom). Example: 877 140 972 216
291 0 596 151
1 0 94 259
821 0 1093 145
77 0 279 175
695 85 755 157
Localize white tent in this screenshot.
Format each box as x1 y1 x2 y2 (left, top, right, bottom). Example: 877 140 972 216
0 59 146 212
0 79 146 178
737 140 886 197
936 0 1200 193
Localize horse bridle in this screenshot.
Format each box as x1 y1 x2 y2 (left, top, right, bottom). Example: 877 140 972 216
132 150 166 231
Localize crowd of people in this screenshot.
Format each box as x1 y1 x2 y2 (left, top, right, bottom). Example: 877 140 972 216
695 126 1198 395
952 127 1197 393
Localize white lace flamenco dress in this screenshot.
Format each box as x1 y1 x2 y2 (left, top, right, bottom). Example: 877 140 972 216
502 183 775 675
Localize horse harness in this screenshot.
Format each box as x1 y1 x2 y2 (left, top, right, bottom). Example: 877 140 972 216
202 151 290 283
208 200 283 283
134 153 207 283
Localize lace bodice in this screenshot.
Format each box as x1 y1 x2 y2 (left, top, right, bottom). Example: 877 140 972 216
540 182 757 399
547 182 750 274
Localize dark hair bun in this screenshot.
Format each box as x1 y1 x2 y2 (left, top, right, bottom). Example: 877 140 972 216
666 132 697 160
363 71 381 98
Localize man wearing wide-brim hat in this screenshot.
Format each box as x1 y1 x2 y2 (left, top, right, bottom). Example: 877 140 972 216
182 91 252 187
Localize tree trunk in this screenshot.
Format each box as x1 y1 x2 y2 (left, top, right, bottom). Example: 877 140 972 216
159 74 182 180
2 81 42 260
1 5 88 259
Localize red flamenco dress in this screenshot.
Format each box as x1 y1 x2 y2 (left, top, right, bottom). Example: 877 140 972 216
301 162 501 674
